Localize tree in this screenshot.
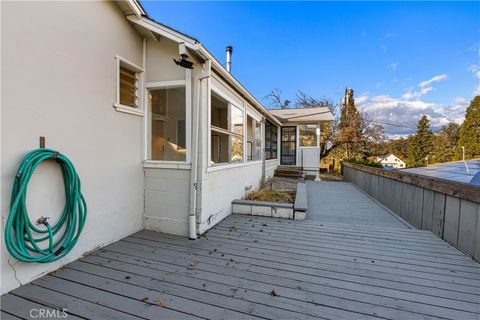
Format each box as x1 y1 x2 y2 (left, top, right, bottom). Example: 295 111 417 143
264 88 290 109
336 88 385 159
431 122 460 163
407 115 434 167
371 137 410 161
264 87 384 162
456 96 480 159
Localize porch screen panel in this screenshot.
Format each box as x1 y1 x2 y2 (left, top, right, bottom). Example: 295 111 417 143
265 120 277 160
247 116 262 161
210 92 244 164
281 126 296 165
299 124 318 147
149 87 186 161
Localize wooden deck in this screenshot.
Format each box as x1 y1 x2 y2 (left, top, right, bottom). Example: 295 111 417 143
306 181 410 228
2 182 480 319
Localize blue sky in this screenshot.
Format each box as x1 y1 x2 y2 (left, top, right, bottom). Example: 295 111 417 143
141 1 480 137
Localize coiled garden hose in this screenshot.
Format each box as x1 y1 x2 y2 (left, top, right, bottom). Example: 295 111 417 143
5 148 87 263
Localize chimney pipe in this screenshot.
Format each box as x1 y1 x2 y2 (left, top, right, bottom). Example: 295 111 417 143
226 46 233 73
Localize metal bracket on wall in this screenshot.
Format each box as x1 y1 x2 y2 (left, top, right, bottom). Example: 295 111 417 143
39 136 45 148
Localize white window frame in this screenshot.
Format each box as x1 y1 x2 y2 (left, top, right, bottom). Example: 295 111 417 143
298 124 320 148
209 86 246 167
264 120 278 161
143 78 191 164
113 55 145 116
246 110 262 162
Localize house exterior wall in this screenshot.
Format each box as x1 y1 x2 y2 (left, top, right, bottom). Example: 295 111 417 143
196 72 278 234
199 162 264 233
144 167 190 235
280 122 321 174
265 159 278 179
145 38 185 83
141 36 199 237
1 1 144 294
379 154 406 169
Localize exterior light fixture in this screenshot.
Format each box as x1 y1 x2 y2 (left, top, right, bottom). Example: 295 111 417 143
173 54 193 69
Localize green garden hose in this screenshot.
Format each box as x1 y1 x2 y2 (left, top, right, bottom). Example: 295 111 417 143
5 148 87 263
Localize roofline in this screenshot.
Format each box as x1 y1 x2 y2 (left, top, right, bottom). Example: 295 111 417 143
125 14 282 126
125 0 146 19
197 44 282 126
126 15 200 47
267 106 331 111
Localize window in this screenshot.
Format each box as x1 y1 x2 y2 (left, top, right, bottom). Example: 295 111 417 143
247 116 262 161
299 124 318 147
119 66 138 107
210 92 244 164
177 120 186 150
265 120 278 160
114 56 144 114
148 86 186 161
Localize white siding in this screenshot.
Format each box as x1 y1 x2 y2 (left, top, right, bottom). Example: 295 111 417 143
265 159 278 179
1 1 144 293
144 168 190 236
199 163 263 234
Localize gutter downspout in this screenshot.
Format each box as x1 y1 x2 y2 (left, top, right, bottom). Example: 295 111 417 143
189 60 211 240
261 118 266 184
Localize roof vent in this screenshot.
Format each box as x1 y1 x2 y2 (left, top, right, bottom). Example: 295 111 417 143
226 46 233 73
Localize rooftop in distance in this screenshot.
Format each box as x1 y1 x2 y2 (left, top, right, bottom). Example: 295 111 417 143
269 107 334 124
401 159 480 185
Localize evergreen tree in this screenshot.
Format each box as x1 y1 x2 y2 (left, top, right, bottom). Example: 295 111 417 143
338 88 363 159
457 96 480 159
407 115 434 167
432 122 460 163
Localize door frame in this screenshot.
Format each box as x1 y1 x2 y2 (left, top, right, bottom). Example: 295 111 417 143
280 126 297 165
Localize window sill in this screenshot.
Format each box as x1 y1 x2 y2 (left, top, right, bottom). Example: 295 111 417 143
207 160 262 173
143 161 191 170
113 103 144 117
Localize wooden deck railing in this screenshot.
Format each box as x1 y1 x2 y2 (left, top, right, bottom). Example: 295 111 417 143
343 162 480 261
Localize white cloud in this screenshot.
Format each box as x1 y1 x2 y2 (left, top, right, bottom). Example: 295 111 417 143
401 74 448 100
468 64 480 79
356 94 466 137
355 95 369 105
388 62 399 71
468 65 480 95
419 74 448 88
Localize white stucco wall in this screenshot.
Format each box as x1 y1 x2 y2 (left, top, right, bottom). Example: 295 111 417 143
145 38 185 83
1 1 144 294
144 168 190 236
199 162 263 233
141 36 198 236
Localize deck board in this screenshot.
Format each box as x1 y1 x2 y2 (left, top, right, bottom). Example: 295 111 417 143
306 181 411 228
2 181 479 319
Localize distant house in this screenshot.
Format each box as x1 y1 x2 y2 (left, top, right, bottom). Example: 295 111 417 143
376 154 406 169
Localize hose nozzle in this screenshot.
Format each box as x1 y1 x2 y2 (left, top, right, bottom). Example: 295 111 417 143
36 216 50 226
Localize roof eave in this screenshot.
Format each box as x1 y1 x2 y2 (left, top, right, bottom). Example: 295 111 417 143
197 44 282 126
123 14 281 126
125 0 146 18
